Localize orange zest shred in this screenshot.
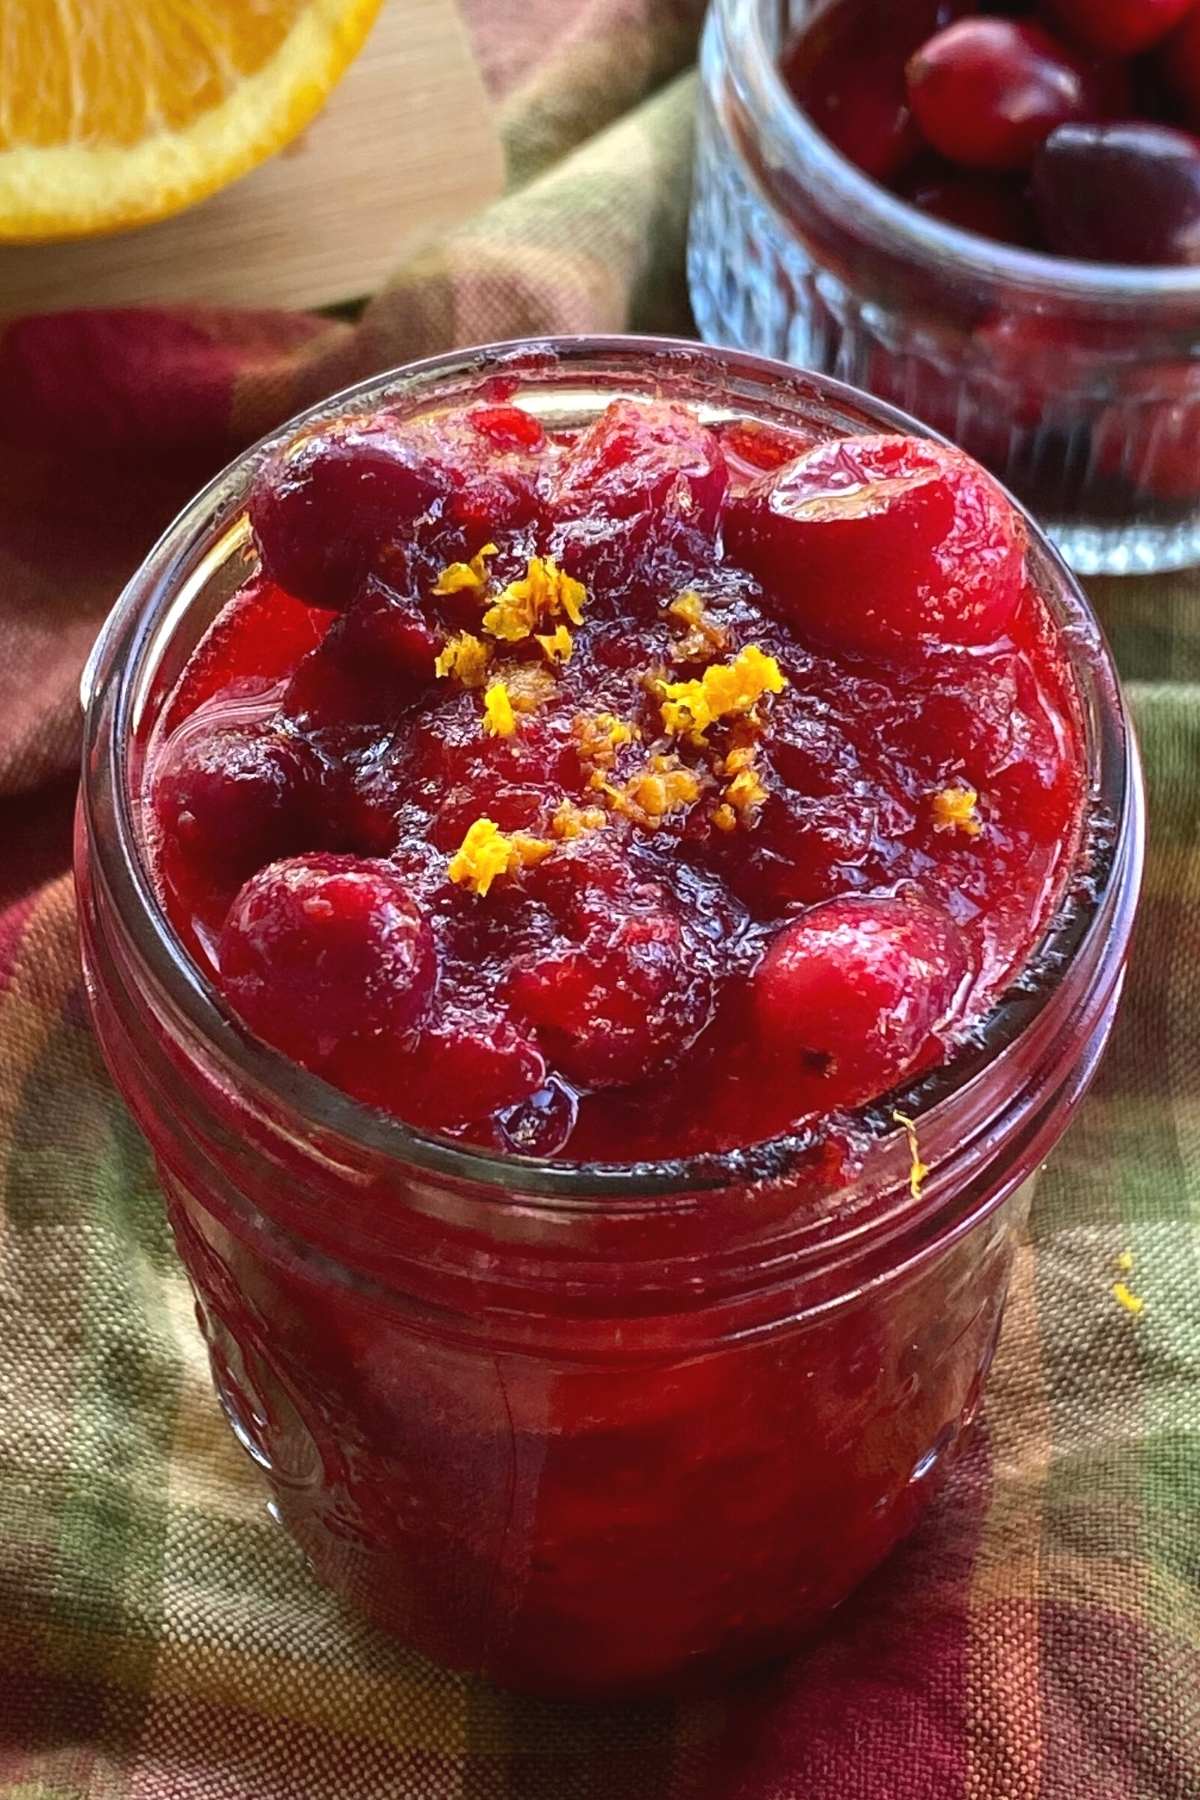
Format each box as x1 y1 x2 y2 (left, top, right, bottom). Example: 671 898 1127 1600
668 589 727 659
535 624 574 665
434 631 492 687
447 818 552 897
892 1111 928 1201
482 681 517 738
551 799 608 840
659 646 786 743
482 556 586 642
594 753 703 829
432 542 498 595
720 744 768 828
574 712 638 769
1114 1249 1134 1275
1111 1281 1145 1317
931 785 983 838
503 663 556 713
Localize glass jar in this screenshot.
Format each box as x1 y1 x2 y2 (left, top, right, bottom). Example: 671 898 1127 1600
689 0 1200 579
76 337 1143 1700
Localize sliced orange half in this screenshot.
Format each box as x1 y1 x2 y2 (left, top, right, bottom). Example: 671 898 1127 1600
0 0 383 242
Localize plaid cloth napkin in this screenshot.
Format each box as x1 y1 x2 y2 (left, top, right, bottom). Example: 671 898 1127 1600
1 2 1197 1794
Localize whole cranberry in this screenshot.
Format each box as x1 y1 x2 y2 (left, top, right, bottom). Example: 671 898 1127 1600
753 895 969 1095
218 854 436 1072
358 1015 547 1128
781 0 966 180
1044 0 1194 57
1033 122 1200 263
725 436 1025 659
508 900 715 1087
906 19 1106 171
152 720 324 884
548 399 728 582
249 418 450 609
249 411 545 610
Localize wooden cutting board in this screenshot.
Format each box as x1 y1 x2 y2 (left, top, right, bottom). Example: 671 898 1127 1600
0 0 504 316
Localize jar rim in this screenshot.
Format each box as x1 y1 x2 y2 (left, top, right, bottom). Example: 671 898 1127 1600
721 0 1200 308
79 334 1143 1209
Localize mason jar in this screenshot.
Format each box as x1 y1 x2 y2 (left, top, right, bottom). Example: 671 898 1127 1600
76 337 1143 1698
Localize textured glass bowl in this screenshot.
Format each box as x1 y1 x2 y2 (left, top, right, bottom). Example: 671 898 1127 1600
689 0 1200 577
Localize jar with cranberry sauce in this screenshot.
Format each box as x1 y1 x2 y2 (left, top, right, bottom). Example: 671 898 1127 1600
690 0 1200 576
76 339 1142 1699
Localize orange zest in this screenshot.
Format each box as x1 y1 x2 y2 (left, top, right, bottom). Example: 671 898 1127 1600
447 818 552 897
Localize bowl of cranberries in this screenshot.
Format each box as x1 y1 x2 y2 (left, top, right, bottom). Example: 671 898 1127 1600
690 0 1200 575
76 337 1141 1698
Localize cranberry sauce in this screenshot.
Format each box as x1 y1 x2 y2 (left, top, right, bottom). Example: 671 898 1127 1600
145 398 1084 1163
782 0 1200 265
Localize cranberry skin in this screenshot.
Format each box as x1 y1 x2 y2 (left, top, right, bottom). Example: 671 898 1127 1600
509 905 714 1088
161 577 330 736
249 419 451 609
754 896 969 1094
725 436 1025 659
548 400 728 580
906 19 1104 171
218 855 436 1071
152 721 323 884
1033 122 1200 263
1045 0 1193 56
326 575 441 682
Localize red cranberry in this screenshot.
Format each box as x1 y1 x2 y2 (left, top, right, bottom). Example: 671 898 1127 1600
1162 5 1200 123
906 19 1104 171
249 418 451 609
753 896 969 1095
1033 121 1200 263
781 0 965 180
152 720 324 884
725 436 1025 659
508 902 714 1088
250 412 545 610
1044 0 1194 56
218 855 436 1071
325 575 441 682
895 166 1038 245
379 1016 547 1128
549 400 728 579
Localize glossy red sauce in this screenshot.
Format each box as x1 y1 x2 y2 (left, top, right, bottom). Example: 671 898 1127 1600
145 397 1084 1163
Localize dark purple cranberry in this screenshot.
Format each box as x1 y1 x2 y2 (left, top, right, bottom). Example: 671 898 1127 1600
249 418 451 609
1033 121 1200 262
152 719 324 884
